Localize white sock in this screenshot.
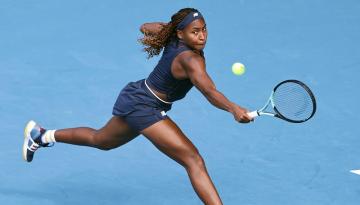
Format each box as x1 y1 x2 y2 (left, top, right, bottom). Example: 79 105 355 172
41 130 57 144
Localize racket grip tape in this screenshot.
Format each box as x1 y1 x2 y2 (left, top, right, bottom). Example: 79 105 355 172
247 111 259 118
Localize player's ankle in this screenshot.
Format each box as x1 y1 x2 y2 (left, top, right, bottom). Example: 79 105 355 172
41 130 57 144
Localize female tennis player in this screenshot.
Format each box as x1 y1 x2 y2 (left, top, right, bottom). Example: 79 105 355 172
23 8 252 205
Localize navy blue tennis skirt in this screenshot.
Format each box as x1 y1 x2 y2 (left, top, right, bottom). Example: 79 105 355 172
112 79 172 132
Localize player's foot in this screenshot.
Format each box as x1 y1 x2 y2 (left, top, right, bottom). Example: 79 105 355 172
23 120 54 162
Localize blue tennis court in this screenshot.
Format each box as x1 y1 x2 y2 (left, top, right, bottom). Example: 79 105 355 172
1 0 360 204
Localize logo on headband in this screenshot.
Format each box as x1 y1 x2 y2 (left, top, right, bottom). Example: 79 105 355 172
176 12 202 30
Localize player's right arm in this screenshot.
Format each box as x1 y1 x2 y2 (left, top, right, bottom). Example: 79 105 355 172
180 52 252 123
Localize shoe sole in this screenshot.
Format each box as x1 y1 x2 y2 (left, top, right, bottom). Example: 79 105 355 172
23 120 36 162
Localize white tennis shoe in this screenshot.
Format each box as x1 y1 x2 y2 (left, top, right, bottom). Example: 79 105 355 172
23 120 53 162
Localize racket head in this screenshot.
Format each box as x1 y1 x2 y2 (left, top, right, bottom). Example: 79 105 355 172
271 79 316 123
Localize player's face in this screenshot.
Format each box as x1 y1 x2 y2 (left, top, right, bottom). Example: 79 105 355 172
178 18 207 51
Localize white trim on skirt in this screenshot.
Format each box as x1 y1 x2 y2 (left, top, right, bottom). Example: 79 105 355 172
144 80 173 104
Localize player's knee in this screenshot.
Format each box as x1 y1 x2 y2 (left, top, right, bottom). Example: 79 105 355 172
184 150 205 170
94 139 118 151
95 143 115 151
92 132 117 151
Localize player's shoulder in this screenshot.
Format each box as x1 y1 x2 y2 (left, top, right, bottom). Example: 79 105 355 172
177 50 205 67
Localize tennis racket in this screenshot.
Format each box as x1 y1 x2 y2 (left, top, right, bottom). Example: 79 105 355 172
247 79 316 123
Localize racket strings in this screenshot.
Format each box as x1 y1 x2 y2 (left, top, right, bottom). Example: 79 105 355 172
273 82 315 121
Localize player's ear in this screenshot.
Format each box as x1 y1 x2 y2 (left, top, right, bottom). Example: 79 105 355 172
176 30 184 40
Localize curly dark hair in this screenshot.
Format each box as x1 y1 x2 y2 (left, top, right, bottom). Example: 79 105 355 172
139 8 199 59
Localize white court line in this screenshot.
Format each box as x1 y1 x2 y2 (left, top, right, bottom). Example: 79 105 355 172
350 170 360 175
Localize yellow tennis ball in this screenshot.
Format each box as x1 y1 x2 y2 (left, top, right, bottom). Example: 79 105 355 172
232 62 245 75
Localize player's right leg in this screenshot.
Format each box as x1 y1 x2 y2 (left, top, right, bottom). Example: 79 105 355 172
23 116 139 162
141 117 223 205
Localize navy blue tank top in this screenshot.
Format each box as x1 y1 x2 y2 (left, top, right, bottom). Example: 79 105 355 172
146 39 204 102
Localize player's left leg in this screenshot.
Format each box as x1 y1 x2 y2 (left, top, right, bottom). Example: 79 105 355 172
23 116 139 162
55 116 139 149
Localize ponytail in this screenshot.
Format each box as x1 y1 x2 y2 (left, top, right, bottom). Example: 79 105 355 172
139 8 199 58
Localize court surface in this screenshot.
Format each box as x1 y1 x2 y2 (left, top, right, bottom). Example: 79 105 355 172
1 0 360 204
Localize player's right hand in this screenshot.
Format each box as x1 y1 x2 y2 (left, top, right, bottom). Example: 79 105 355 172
230 104 253 123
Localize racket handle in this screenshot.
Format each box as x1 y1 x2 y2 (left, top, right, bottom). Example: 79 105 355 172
247 111 259 118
